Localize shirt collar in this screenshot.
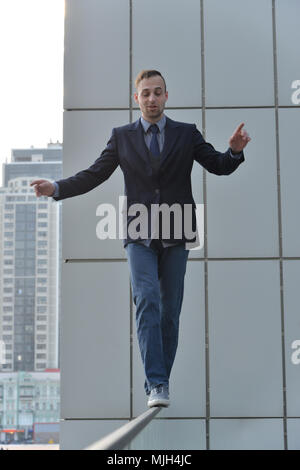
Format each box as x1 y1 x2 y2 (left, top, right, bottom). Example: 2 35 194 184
140 114 166 134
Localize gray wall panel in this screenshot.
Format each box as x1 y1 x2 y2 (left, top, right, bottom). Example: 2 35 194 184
208 261 283 417
60 419 128 450
62 111 129 259
210 419 284 450
60 262 130 419
278 109 300 257
276 0 300 106
204 0 274 107
64 0 129 108
282 261 300 417
287 419 300 450
206 109 278 258
130 419 206 450
132 0 202 107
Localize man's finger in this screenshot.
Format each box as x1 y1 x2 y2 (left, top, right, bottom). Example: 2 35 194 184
30 179 44 186
234 122 245 135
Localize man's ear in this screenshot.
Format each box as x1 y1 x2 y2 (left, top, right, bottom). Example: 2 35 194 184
133 92 139 104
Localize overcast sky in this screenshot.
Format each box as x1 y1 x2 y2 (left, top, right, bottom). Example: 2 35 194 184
0 0 64 182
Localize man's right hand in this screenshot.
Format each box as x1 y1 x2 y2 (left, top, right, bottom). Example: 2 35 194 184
30 179 55 197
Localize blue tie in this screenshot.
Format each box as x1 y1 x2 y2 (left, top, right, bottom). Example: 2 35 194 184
149 124 160 157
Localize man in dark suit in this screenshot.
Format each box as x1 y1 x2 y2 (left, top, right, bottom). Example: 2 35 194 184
31 70 250 408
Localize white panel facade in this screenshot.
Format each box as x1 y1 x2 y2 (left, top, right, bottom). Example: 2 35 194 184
62 110 128 259
279 109 300 257
204 0 274 107
64 0 129 108
60 0 300 450
60 262 130 419
132 0 202 108
206 108 278 258
208 260 283 417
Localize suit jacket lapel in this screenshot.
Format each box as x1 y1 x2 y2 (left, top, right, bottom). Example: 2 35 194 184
160 117 181 166
127 118 150 166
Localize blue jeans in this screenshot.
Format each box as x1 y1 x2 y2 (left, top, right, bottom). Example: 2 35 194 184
125 241 189 395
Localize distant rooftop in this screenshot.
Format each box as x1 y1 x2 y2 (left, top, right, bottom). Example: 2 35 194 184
11 142 62 163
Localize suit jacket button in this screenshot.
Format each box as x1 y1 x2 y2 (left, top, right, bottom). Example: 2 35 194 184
155 189 160 194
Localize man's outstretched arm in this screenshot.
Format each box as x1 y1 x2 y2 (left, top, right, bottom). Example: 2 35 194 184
193 122 251 175
30 129 119 200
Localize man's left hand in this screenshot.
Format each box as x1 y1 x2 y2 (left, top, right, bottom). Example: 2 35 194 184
229 122 251 153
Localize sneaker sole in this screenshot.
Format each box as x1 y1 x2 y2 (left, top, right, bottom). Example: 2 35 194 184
147 398 170 408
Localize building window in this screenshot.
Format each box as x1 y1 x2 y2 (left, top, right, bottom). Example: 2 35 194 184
37 306 47 313
4 259 13 265
37 259 47 265
38 250 48 256
37 287 47 293
3 288 13 293
37 335 47 341
2 335 12 341
37 269 47 274
3 316 13 321
4 250 14 256
36 325 47 331
36 354 46 359
37 315 47 321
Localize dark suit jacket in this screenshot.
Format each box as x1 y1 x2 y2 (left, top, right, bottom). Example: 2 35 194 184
53 116 245 246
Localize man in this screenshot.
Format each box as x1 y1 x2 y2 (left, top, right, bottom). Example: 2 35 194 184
31 70 250 408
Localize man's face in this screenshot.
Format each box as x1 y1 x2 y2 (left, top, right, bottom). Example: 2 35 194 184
134 75 168 123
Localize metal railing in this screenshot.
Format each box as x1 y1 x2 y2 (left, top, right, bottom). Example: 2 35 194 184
84 407 162 450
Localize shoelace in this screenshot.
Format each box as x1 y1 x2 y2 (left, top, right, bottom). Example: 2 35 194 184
152 384 168 394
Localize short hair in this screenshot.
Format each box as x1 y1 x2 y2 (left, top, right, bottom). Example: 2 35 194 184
135 70 167 92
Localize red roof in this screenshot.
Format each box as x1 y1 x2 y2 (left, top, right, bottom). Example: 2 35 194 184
2 429 25 433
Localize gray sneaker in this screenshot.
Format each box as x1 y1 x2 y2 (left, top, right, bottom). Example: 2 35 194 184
147 384 170 408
